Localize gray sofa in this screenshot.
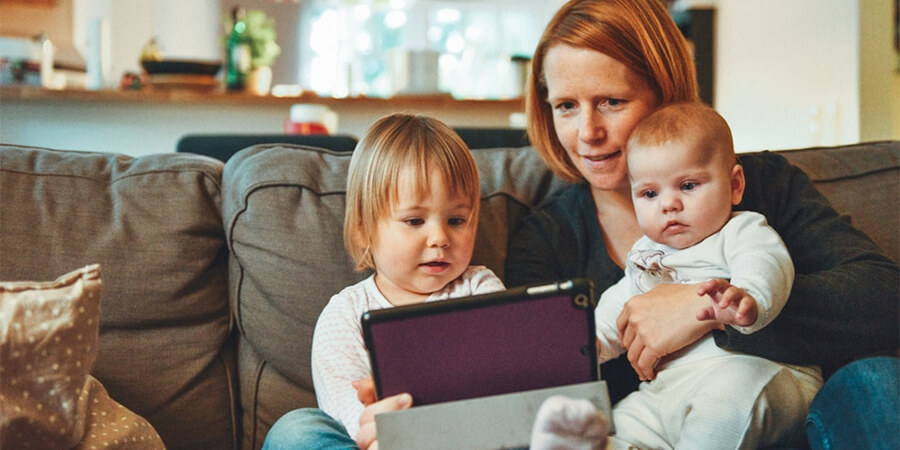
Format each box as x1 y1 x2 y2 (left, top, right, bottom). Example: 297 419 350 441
0 140 896 449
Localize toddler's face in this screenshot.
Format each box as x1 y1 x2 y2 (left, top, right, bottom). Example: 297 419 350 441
370 168 477 305
629 140 742 249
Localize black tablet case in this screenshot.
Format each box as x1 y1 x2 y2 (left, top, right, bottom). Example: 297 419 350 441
361 278 597 406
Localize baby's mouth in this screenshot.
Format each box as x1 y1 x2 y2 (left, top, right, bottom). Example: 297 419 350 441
664 221 685 233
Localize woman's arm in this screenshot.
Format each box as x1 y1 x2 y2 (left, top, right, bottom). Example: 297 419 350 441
721 152 899 372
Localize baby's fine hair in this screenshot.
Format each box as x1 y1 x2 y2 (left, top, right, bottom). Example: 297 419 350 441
343 113 481 271
627 102 736 168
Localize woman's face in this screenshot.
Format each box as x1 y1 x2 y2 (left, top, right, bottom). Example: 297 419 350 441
543 45 660 192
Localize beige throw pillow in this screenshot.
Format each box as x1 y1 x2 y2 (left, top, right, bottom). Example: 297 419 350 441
0 264 164 449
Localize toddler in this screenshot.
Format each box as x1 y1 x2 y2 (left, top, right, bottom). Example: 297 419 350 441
310 112 505 440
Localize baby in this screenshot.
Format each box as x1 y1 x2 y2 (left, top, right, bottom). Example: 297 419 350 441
532 103 822 449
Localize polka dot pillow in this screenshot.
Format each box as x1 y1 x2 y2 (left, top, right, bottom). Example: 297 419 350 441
0 264 164 449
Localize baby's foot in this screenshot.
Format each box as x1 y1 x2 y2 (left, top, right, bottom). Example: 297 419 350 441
530 395 608 450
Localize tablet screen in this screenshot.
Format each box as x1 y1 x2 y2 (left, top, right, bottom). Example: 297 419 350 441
361 278 597 406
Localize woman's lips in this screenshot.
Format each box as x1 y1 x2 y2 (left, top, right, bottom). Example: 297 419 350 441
581 150 621 169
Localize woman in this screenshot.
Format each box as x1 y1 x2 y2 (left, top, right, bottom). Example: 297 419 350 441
270 1 898 448
506 0 898 446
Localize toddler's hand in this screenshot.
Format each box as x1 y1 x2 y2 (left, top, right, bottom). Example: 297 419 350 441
696 279 758 327
353 377 412 450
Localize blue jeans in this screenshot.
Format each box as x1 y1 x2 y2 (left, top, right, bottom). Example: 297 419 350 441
806 356 899 450
262 408 359 450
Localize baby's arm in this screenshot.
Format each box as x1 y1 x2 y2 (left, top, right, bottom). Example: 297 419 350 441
715 211 794 334
696 278 758 327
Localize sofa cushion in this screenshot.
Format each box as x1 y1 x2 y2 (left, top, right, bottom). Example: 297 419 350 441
0 264 165 449
0 146 236 450
223 144 567 449
778 141 899 263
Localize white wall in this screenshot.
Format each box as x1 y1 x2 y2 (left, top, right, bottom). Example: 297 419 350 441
859 0 899 142
714 0 861 151
72 0 220 87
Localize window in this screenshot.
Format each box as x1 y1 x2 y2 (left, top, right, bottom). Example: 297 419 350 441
298 0 556 99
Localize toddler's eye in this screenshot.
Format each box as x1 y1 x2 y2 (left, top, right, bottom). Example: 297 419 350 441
448 217 467 226
404 218 424 226
681 181 698 191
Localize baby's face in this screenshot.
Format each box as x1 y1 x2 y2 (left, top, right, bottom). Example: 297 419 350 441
629 140 742 249
370 168 477 305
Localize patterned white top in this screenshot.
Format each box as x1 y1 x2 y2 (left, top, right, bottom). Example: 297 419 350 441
310 265 504 438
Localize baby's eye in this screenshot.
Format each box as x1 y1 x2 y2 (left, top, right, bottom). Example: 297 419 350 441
640 190 658 199
404 218 424 226
448 217 467 227
681 181 698 191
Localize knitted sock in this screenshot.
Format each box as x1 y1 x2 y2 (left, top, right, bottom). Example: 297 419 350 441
530 395 608 450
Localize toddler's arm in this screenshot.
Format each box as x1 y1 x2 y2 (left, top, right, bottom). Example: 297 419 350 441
696 278 758 327
310 296 372 438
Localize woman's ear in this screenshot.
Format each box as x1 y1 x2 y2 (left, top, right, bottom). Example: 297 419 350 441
730 164 745 205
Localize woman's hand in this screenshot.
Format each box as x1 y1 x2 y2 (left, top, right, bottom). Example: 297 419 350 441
616 283 720 380
352 377 413 450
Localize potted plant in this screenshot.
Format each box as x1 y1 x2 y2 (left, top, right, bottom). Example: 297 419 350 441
224 8 281 95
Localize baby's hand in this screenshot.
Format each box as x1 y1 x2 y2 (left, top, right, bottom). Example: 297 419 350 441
695 279 758 327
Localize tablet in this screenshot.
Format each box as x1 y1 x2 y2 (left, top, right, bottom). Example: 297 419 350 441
361 278 597 406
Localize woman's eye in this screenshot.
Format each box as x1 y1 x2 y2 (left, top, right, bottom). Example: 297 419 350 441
600 98 625 110
554 101 576 113
681 182 697 191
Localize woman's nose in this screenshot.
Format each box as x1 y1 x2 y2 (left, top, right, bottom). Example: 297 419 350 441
578 110 606 143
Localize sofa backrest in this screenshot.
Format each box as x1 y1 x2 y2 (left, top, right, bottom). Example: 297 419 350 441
778 141 898 263
0 145 238 450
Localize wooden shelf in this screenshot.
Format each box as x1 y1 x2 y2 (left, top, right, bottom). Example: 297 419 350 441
0 85 524 109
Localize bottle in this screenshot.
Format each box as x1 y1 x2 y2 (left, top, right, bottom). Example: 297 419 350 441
34 33 55 88
225 6 250 91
